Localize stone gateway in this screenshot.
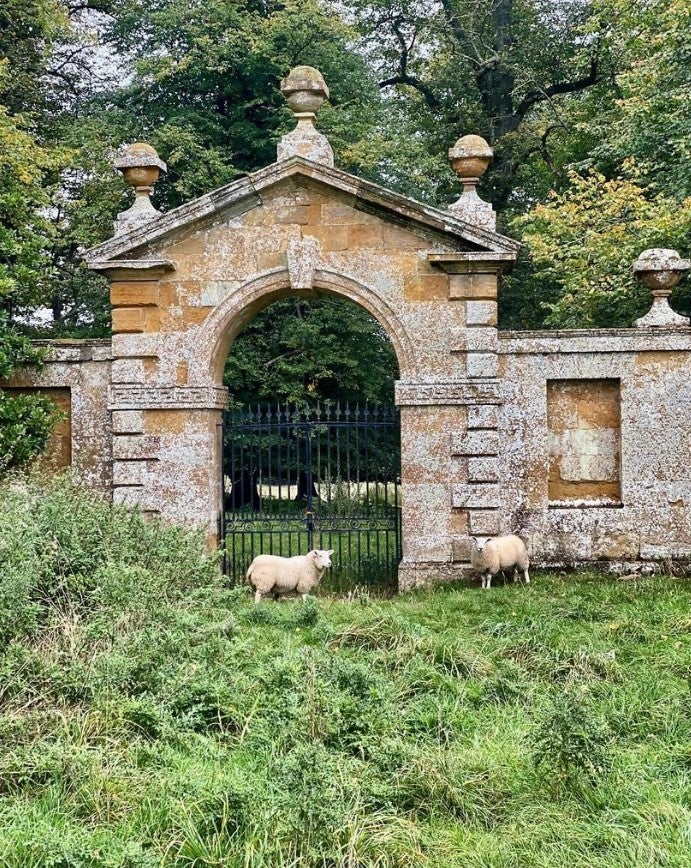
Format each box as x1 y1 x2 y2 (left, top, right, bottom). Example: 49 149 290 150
4 67 691 589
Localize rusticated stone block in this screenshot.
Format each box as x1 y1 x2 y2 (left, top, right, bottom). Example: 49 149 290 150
112 434 160 460
449 273 498 300
404 272 448 301
452 538 474 562
110 282 159 307
468 457 499 482
450 430 499 456
466 301 498 326
467 353 499 378
111 307 145 333
467 405 498 429
452 327 497 353
111 410 144 434
468 510 501 535
112 459 148 486
451 482 499 509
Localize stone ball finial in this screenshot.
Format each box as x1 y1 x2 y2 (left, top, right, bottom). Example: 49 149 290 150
447 134 495 231
277 66 334 167
633 248 690 328
449 134 493 180
281 65 329 116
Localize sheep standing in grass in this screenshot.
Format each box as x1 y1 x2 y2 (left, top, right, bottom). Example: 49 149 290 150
470 535 529 589
247 549 333 603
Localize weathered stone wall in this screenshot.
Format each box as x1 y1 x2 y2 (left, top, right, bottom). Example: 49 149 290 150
0 341 113 493
495 328 691 566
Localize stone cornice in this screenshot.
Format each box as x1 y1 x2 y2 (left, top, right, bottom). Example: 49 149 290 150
88 259 176 279
109 384 229 411
428 252 516 274
499 328 691 354
395 379 501 406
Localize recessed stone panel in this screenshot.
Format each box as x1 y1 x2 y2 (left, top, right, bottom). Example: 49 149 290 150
547 379 621 503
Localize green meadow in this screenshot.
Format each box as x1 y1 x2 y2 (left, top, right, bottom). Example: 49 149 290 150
1 476 690 866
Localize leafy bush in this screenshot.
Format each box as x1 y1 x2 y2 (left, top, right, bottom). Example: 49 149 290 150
0 472 218 647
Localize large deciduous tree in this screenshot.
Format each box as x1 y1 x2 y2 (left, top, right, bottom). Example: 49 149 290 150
347 0 620 211
507 0 691 328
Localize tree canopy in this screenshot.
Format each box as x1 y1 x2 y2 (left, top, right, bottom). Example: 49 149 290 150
0 0 690 421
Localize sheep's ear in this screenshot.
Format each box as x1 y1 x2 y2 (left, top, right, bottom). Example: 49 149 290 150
327 550 334 556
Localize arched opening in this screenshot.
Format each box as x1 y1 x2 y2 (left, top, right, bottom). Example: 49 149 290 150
218 288 403 593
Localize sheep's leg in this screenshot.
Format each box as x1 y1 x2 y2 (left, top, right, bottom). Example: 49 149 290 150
512 567 519 583
254 590 262 604
483 572 492 589
523 568 530 584
301 593 309 601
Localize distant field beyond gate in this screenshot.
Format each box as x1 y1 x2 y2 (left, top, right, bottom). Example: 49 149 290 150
221 404 402 591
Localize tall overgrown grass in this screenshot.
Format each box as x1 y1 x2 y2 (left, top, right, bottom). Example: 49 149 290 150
0 474 690 866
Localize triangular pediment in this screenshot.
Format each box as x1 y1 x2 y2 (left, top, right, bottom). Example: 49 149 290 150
86 156 519 267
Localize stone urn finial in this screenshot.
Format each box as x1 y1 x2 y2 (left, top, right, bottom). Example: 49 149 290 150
633 248 690 328
277 65 334 167
114 142 167 235
447 134 496 232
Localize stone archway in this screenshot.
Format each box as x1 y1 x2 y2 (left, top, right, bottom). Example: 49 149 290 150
187 267 419 388
188 267 415 571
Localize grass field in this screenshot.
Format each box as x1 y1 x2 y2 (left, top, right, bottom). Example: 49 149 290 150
2 476 691 866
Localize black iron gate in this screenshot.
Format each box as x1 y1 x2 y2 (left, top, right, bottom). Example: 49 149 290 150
220 403 402 591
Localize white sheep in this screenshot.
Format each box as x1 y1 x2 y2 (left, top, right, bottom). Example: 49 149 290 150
470 534 530 589
246 549 334 603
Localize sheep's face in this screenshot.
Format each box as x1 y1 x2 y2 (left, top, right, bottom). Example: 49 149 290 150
312 549 333 569
471 536 492 554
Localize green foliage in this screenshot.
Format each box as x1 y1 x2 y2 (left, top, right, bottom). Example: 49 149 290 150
515 168 691 327
0 473 218 647
534 688 612 787
224 295 399 406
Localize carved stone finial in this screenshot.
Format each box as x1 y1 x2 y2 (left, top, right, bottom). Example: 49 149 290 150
447 134 496 232
277 66 334 167
633 248 690 328
114 142 167 235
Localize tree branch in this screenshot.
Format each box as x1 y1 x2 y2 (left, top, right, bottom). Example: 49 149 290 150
513 53 602 126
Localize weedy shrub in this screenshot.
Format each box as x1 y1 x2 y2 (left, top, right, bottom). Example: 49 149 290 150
534 689 613 787
0 472 218 646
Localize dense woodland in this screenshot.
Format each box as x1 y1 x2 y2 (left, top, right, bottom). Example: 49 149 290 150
1 0 690 458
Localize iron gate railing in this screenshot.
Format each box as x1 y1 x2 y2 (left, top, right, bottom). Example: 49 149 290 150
220 403 402 591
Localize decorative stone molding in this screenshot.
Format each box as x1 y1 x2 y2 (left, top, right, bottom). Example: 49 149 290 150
277 66 334 167
395 380 501 406
633 248 690 328
109 385 228 411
